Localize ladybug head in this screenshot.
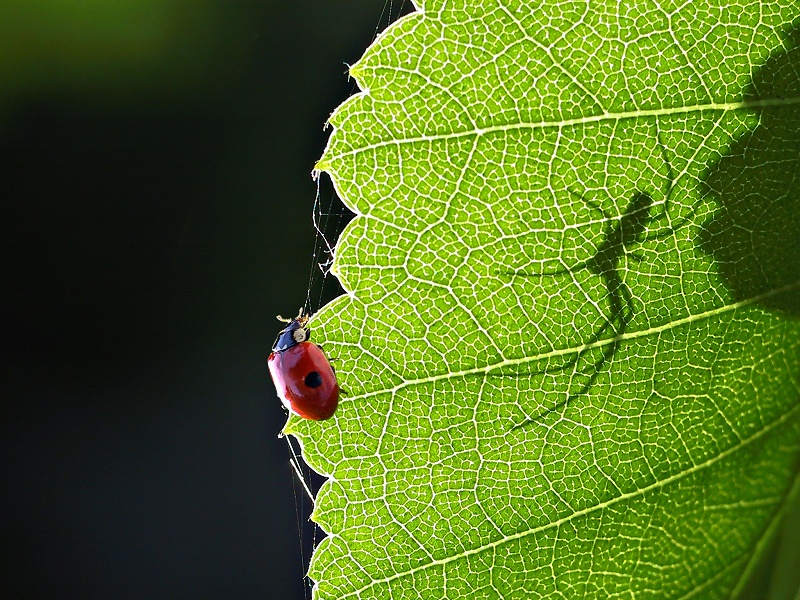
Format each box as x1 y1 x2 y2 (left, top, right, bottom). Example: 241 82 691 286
272 313 310 352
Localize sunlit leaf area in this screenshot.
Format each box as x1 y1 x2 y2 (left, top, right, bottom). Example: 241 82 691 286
288 2 800 598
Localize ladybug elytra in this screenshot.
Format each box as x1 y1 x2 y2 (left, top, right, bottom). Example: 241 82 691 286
267 312 339 420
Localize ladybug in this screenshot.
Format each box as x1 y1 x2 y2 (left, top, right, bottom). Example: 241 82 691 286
267 312 339 420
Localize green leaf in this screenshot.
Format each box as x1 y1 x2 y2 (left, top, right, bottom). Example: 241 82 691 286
286 2 800 598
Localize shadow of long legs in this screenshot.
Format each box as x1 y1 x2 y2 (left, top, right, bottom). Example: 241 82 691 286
510 268 633 431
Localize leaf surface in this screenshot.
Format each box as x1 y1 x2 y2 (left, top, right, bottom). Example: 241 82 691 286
286 2 800 598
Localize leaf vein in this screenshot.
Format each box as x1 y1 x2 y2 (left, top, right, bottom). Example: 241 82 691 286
342 280 800 405
319 97 800 167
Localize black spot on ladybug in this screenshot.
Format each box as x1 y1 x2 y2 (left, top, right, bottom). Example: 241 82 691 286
304 371 323 388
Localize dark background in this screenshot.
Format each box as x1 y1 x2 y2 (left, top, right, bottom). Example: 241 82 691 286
3 1 411 598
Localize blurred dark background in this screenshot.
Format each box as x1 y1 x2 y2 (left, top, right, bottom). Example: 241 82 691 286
3 1 411 598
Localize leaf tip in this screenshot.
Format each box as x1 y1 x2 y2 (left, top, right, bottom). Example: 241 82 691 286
281 416 298 436
347 61 363 81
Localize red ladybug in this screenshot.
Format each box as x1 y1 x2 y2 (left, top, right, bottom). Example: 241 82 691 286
267 313 339 420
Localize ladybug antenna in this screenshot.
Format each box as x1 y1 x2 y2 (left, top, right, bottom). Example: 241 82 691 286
276 306 306 324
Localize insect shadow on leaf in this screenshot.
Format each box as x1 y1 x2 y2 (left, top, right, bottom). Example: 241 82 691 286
499 129 690 430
